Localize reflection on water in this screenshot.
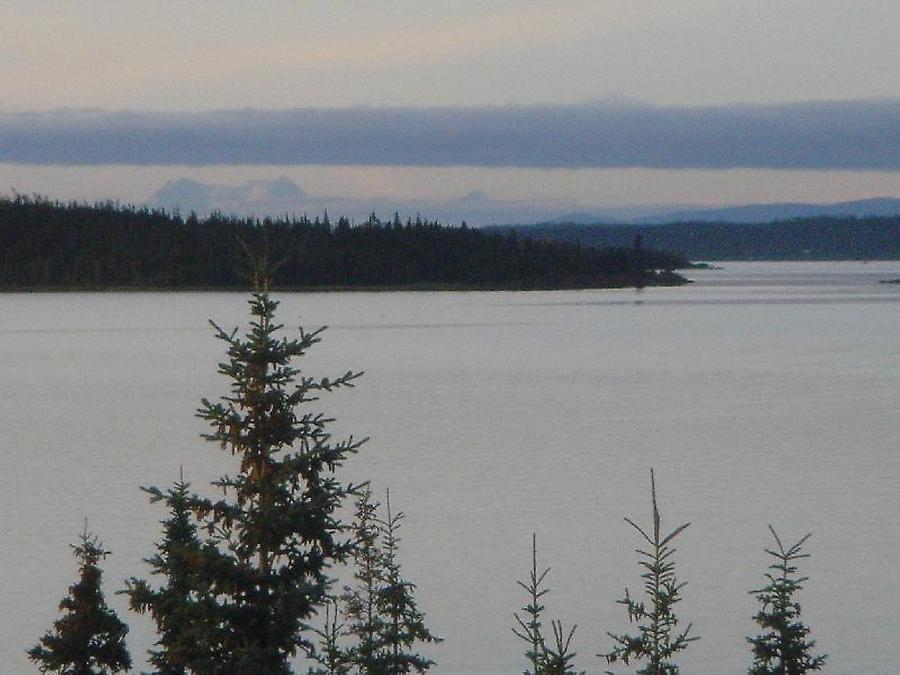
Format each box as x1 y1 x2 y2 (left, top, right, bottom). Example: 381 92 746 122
1 261 898 674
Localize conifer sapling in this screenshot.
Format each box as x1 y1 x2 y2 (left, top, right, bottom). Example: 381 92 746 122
542 620 584 675
307 598 352 675
28 525 131 675
338 487 440 674
602 469 697 675
513 534 583 675
513 534 551 675
747 526 826 674
124 472 224 674
341 486 388 673
375 488 442 674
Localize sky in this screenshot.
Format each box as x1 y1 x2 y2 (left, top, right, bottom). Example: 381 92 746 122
2 0 899 221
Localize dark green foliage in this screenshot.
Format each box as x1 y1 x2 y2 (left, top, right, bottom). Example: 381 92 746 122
375 489 441 674
0 195 685 290
124 474 224 674
512 535 583 675
179 275 365 672
747 527 826 675
28 528 131 675
603 470 697 675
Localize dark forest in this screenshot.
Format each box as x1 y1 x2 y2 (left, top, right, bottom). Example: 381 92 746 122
0 197 688 290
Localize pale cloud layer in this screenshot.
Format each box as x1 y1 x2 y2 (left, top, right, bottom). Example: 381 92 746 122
2 1 898 110
2 100 898 170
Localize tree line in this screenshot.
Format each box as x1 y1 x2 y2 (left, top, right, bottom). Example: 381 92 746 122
27 271 825 674
498 216 900 261
0 196 688 290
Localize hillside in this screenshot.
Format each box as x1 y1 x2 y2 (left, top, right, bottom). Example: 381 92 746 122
632 197 900 225
501 216 900 261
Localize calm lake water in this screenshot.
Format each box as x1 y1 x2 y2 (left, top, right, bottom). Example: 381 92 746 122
2 261 899 674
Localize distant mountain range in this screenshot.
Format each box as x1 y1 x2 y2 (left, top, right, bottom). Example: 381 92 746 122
147 177 900 229
148 177 576 226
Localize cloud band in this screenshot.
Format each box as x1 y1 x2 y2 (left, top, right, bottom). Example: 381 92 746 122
1 100 898 170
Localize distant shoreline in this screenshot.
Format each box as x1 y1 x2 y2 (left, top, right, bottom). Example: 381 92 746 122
0 278 686 294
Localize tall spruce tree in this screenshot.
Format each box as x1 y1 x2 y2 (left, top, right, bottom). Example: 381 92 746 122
375 489 441 674
124 473 224 673
28 526 131 675
183 264 365 672
747 527 826 674
602 470 697 675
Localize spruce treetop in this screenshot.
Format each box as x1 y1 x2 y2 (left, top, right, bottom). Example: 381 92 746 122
602 469 697 675
376 489 442 674
28 527 131 675
124 472 225 674
512 534 583 675
338 487 441 675
512 534 552 675
747 526 826 675
341 487 389 673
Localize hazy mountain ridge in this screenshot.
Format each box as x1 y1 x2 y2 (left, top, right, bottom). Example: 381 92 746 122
149 178 900 228
148 176 574 227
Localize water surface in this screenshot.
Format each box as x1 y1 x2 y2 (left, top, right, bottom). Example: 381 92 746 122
2 261 899 674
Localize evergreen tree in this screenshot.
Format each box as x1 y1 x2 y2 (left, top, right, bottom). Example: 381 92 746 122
124 473 224 674
341 487 388 674
747 527 826 675
512 535 582 675
375 489 441 674
28 527 131 675
513 534 550 675
602 470 697 675
185 264 366 673
306 599 352 675
541 621 583 675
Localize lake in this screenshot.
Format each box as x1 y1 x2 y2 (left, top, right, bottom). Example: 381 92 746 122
2 261 899 674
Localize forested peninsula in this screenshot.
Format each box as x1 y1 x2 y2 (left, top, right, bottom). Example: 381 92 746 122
0 196 688 290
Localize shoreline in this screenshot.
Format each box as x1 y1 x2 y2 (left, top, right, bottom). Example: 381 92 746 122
0 279 687 293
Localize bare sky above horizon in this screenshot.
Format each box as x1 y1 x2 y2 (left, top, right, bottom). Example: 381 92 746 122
2 1 899 213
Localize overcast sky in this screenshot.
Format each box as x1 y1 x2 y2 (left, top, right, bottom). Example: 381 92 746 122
2 1 899 215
